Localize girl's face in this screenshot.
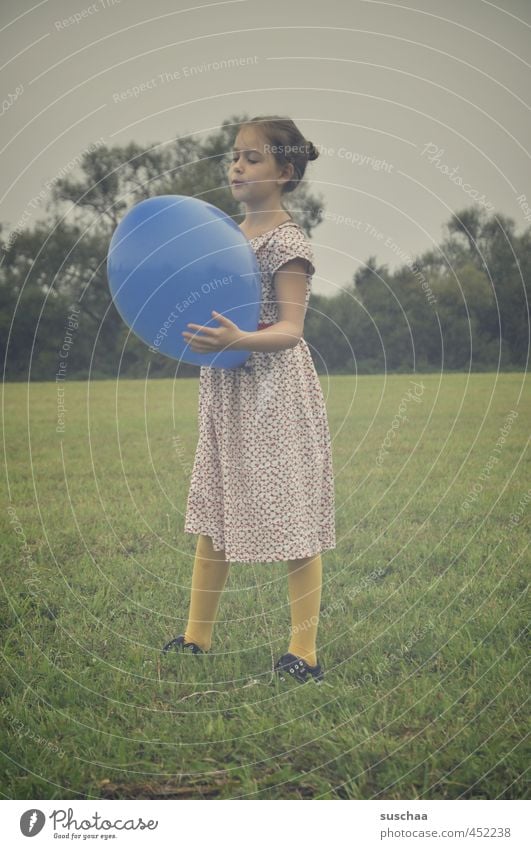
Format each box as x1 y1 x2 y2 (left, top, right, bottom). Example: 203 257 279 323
228 127 294 207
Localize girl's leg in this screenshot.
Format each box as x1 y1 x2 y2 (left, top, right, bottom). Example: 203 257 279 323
286 551 323 667
184 533 230 652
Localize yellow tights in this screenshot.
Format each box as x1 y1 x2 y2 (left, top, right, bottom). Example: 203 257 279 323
184 534 322 665
183 533 230 653
286 551 322 667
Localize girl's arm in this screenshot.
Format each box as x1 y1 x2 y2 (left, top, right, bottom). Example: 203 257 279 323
233 259 309 353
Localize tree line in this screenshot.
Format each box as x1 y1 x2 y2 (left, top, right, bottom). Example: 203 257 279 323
1 114 529 380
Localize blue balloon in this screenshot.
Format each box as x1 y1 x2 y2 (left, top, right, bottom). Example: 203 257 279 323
106 195 261 368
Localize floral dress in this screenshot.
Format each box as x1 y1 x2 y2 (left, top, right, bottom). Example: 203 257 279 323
183 219 336 563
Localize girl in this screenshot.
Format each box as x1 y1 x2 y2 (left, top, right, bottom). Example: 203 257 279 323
162 115 336 684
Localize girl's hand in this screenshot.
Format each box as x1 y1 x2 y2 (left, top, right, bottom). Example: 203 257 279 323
182 310 244 353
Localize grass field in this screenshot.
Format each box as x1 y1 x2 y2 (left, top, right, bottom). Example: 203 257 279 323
1 371 529 800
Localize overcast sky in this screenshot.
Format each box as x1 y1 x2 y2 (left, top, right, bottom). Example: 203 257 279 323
1 0 530 297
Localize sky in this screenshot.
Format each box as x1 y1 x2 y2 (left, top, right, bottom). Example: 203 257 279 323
1 0 530 298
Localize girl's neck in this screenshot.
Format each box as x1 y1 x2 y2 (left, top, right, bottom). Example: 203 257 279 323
240 203 292 237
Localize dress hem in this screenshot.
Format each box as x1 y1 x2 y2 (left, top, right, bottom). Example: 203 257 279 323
183 525 336 564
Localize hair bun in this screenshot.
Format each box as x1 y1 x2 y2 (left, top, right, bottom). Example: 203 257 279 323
306 140 319 161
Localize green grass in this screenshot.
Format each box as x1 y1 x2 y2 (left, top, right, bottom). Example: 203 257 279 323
1 372 529 799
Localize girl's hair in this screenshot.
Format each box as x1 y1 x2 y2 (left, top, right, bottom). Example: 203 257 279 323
236 115 319 194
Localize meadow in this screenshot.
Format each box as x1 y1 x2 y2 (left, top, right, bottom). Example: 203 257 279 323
1 371 529 799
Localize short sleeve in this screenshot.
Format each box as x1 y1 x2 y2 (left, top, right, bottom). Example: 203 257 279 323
268 226 316 281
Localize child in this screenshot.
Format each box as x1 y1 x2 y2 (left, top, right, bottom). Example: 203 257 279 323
162 115 336 684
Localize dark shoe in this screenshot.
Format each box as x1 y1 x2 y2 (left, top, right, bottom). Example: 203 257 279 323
274 652 324 684
162 634 207 654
